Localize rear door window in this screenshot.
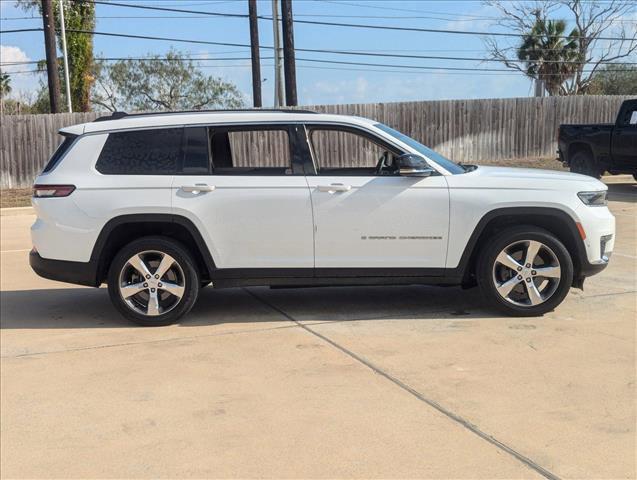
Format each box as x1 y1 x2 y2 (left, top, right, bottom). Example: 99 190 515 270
210 127 292 175
96 128 183 175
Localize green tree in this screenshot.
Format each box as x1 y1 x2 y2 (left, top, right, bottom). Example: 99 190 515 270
92 50 245 111
17 0 95 111
588 64 637 95
517 18 581 96
1 69 12 115
0 70 12 98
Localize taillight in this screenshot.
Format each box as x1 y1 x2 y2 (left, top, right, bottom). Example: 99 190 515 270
32 184 76 198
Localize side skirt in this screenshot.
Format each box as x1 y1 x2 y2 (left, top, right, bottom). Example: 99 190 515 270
210 268 462 289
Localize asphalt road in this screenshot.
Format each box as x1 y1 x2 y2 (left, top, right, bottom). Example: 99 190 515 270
1 177 635 479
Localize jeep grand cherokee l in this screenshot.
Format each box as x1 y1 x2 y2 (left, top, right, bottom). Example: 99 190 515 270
30 110 615 326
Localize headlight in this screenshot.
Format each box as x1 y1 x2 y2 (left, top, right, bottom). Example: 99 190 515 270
577 191 607 206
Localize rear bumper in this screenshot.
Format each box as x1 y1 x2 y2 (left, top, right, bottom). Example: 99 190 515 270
30 250 99 287
580 259 609 277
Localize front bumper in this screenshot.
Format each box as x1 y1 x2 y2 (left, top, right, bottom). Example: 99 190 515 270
30 250 99 287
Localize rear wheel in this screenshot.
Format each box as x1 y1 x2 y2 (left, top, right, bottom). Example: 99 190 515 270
107 236 199 326
570 150 602 179
476 226 573 317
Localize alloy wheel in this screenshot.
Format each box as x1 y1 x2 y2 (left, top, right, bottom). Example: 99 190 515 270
118 250 186 316
492 240 562 307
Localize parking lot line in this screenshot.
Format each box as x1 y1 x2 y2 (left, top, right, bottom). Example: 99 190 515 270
243 287 561 480
613 252 637 259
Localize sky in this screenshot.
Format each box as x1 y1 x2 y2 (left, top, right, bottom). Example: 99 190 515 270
1 0 636 107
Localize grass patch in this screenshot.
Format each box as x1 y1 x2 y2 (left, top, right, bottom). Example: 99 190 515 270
1 188 32 209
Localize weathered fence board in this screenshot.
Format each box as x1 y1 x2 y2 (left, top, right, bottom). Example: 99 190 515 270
0 95 630 188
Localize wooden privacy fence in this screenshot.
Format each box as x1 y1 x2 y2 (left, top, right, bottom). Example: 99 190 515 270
0 95 631 189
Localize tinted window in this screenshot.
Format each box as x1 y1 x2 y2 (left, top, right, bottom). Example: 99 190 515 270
310 128 396 175
211 128 292 175
42 134 77 173
182 127 210 174
618 101 637 127
96 128 182 175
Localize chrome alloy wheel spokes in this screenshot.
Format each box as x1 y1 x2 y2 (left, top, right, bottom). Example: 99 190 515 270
119 251 185 316
492 240 561 307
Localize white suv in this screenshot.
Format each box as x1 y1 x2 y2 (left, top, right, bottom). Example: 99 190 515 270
30 110 615 326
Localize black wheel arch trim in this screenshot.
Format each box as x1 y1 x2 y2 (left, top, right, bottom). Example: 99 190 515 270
447 206 590 283
90 213 217 283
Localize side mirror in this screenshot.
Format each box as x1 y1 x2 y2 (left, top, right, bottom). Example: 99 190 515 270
397 154 434 177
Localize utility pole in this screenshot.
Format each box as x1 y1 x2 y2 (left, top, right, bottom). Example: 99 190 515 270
271 0 285 107
281 0 297 106
58 0 72 112
41 0 61 113
248 0 262 108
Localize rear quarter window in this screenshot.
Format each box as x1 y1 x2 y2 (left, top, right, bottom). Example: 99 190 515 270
42 134 78 173
618 101 637 127
95 128 183 175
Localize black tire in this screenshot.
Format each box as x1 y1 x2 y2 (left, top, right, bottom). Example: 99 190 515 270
107 236 200 326
476 226 574 317
570 150 602 179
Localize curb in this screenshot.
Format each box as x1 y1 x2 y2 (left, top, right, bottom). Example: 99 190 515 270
0 206 35 217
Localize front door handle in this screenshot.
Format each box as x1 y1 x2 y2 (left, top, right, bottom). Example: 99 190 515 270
318 183 352 193
180 184 215 193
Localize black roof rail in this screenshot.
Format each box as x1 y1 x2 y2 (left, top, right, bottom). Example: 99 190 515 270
93 108 318 122
93 111 129 122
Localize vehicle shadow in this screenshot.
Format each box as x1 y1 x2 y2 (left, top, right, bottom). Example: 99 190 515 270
0 284 491 329
607 182 636 203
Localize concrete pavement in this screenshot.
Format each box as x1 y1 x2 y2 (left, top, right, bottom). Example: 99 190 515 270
1 177 635 479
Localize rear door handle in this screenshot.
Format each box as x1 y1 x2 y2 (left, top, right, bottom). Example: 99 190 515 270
180 184 215 193
318 183 351 193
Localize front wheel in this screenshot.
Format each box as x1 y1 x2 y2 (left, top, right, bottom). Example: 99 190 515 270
476 226 573 317
107 236 200 326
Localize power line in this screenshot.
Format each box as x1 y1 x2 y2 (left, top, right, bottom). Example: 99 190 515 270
5 12 635 24
3 27 634 66
0 28 42 33
0 56 274 67
82 0 637 42
4 57 629 76
90 0 247 19
284 16 637 42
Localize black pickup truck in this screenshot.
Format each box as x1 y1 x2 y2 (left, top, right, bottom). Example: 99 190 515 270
557 98 636 179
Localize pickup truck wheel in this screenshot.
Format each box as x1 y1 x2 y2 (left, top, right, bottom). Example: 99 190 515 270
477 226 573 317
107 236 199 326
570 150 602 179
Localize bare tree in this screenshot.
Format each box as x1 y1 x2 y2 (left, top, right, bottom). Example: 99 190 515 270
485 0 637 94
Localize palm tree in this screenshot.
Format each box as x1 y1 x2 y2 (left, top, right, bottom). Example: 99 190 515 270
0 70 11 98
518 19 581 96
0 70 12 115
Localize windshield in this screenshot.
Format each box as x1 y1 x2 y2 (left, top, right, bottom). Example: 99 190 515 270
374 123 465 174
